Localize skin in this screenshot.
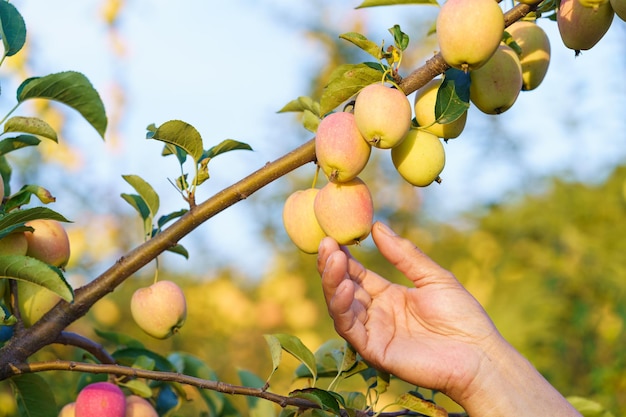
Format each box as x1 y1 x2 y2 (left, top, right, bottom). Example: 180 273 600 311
130 280 187 339
317 222 582 417
470 44 523 115
413 78 467 139
313 177 373 245
75 382 126 417
315 112 371 183
436 0 504 71
507 21 551 91
391 129 445 187
353 84 412 149
282 188 327 254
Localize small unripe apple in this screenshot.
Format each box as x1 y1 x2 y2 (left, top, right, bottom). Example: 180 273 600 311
413 78 467 139
557 0 614 52
611 0 626 21
58 402 76 417
313 177 374 245
315 112 371 183
17 281 62 327
392 129 445 187
353 83 412 149
24 219 71 268
506 21 551 91
125 395 158 417
0 232 28 256
436 0 504 71
470 44 523 115
131 280 187 339
282 188 327 254
75 382 126 417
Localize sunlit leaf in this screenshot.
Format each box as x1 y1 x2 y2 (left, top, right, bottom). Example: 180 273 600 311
0 255 73 302
567 396 616 417
278 96 321 117
149 120 203 163
389 25 409 51
17 71 107 139
396 392 447 417
320 63 384 115
272 333 317 384
0 207 69 232
356 0 438 7
0 1 26 57
122 175 160 218
302 109 320 133
264 334 283 382
120 193 152 237
289 388 341 415
10 374 57 417
4 116 58 142
338 32 381 59
434 68 470 125
2 184 57 210
120 379 153 398
202 139 253 160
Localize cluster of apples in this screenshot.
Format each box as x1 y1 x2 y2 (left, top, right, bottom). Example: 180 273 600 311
283 82 447 254
58 381 157 417
0 218 71 329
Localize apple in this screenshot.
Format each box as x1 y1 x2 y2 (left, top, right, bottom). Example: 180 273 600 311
506 21 551 91
125 395 158 417
75 382 126 417
58 402 76 417
353 83 412 149
315 111 371 183
282 188 327 254
469 44 523 115
391 129 445 187
611 0 626 21
313 177 374 245
557 0 614 52
436 0 504 71
130 280 187 339
578 0 609 10
24 219 71 268
17 281 62 327
413 78 467 139
0 232 28 256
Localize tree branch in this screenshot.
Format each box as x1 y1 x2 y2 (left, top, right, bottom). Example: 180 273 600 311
53 332 116 365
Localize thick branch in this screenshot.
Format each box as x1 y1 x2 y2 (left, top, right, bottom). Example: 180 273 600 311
53 332 116 365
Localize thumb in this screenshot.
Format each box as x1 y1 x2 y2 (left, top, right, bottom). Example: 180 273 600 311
371 222 457 288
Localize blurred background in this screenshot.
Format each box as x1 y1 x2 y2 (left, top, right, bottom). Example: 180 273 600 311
0 0 625 415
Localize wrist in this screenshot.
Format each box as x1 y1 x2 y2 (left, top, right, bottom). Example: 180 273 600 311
450 335 581 417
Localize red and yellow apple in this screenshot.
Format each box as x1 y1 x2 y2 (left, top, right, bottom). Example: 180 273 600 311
24 219 71 268
125 395 158 417
282 188 327 254
130 280 187 339
75 382 126 417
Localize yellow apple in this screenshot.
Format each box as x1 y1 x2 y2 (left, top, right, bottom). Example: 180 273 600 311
17 281 62 327
24 219 71 268
0 232 28 256
131 280 187 339
391 129 445 187
507 21 551 91
557 0 614 52
414 78 467 139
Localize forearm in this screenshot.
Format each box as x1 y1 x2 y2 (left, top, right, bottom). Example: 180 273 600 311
453 336 581 417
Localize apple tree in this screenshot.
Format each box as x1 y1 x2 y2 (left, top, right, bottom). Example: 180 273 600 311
0 0 623 416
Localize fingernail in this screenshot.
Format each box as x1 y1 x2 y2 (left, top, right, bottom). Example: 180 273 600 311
376 222 397 236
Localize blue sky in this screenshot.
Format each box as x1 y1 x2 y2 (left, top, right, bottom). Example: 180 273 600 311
8 1 626 279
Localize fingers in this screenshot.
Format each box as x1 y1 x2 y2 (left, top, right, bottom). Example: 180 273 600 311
371 222 458 288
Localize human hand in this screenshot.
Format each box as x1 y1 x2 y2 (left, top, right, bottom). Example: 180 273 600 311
317 221 581 416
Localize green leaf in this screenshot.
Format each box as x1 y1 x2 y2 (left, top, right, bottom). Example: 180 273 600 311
0 1 26 57
149 120 203 163
4 116 58 142
122 175 159 218
338 32 381 59
0 255 73 302
120 379 153 398
157 210 188 229
290 388 341 415
2 184 57 211
303 109 321 133
395 392 448 417
166 243 189 259
94 329 145 349
120 193 152 236
272 333 317 385
566 396 616 417
0 156 11 196
238 370 275 417
389 25 409 51
356 0 438 7
10 374 57 417
0 207 69 232
320 63 384 115
278 96 321 117
434 68 470 125
113 348 176 372
17 71 107 139
202 139 253 160
0 135 41 156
